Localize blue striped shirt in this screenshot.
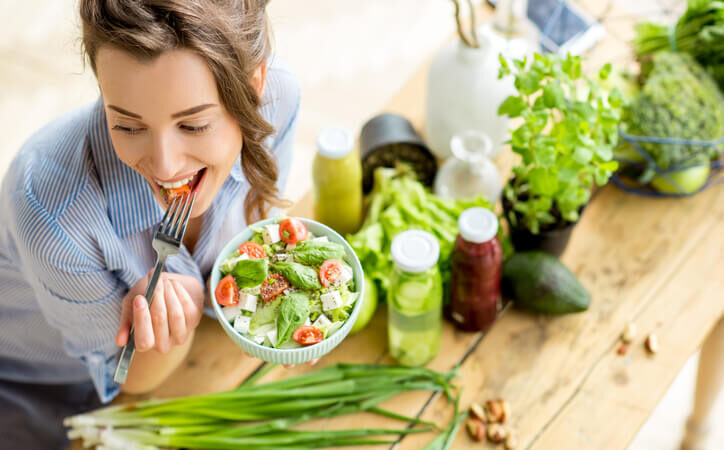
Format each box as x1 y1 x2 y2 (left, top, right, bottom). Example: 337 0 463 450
0 60 300 403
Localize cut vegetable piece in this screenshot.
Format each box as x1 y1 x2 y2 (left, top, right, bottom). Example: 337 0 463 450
279 218 308 244
320 259 344 287
292 325 323 346
215 274 239 306
238 241 266 259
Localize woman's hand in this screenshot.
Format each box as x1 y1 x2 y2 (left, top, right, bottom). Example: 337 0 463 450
116 272 205 353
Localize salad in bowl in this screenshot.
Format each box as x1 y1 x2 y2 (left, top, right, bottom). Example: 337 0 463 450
209 216 364 365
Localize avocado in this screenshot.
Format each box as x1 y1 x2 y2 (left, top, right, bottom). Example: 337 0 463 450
502 251 590 314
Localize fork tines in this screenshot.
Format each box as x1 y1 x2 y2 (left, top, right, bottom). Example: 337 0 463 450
160 193 197 242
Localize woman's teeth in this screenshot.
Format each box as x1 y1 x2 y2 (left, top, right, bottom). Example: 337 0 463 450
157 173 196 189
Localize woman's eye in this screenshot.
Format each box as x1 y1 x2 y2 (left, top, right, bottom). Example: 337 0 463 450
179 124 210 135
112 125 145 135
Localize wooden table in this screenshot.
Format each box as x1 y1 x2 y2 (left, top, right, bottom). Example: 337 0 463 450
78 3 724 449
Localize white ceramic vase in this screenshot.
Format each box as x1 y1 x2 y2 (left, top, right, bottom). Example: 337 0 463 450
424 4 538 160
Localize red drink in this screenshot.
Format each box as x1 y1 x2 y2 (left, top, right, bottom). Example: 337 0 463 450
446 208 502 331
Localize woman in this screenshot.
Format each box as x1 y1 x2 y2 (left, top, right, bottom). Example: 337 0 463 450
0 1 300 448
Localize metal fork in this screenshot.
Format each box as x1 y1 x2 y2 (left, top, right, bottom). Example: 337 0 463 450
113 192 197 384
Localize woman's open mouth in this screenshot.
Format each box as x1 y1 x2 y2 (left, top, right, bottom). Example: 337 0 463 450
157 167 207 204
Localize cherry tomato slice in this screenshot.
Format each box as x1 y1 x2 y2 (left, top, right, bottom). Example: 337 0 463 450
319 259 344 287
215 274 239 306
260 273 290 303
165 184 191 203
279 218 308 245
292 325 323 346
238 241 266 259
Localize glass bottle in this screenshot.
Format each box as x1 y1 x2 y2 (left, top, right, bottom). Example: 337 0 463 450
446 208 503 332
434 130 502 203
312 127 363 236
388 230 443 366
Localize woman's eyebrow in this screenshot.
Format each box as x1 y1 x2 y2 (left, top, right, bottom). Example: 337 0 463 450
171 103 217 119
108 105 142 119
106 103 217 120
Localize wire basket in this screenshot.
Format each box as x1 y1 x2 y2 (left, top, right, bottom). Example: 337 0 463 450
611 129 724 197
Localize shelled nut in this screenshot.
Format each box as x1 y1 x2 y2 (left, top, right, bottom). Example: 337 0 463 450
485 399 509 423
645 333 659 354
621 322 637 344
487 423 508 443
469 402 486 422
466 418 486 441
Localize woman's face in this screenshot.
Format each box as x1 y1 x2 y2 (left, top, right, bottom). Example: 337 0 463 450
96 47 264 218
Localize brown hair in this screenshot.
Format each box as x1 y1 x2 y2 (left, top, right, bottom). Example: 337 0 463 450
80 0 290 223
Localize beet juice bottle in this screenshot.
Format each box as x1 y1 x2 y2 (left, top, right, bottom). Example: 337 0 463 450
446 207 503 332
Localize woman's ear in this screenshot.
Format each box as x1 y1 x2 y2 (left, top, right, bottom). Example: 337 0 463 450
251 62 267 98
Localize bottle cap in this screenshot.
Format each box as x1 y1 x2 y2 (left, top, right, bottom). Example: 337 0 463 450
391 230 440 273
317 127 354 159
458 207 498 243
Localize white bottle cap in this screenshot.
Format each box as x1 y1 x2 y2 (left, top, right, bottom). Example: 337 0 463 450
391 230 440 273
316 127 354 159
458 207 498 243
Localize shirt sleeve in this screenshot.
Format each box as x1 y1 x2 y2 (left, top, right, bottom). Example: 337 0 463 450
11 191 123 403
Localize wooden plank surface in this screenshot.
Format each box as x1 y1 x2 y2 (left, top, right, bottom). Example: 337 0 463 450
72 2 724 450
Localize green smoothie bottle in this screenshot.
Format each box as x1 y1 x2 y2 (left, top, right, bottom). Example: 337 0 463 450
388 230 443 366
312 127 363 236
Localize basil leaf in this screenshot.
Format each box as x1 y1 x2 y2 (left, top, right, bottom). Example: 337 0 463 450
272 261 322 290
276 292 310 347
292 240 345 265
232 259 268 288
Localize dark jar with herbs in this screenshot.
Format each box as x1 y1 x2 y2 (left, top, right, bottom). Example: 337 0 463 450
446 207 502 332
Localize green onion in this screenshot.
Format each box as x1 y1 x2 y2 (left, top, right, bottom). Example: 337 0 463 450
65 363 460 449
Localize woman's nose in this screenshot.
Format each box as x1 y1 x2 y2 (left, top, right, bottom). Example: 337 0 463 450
150 131 183 180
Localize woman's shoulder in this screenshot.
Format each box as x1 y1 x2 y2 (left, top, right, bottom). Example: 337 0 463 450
3 102 101 225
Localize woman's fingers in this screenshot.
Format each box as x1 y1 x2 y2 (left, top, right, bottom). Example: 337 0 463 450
149 276 170 353
165 279 188 346
132 295 155 352
115 295 134 346
172 279 202 329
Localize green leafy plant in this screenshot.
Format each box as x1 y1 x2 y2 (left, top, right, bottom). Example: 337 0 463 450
272 261 322 290
498 53 623 234
232 258 269 288
292 240 345 265
276 292 310 347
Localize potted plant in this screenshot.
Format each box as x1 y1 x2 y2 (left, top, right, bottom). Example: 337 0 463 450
498 53 623 256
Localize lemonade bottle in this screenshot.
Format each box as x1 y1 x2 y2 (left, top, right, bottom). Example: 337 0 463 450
388 230 442 366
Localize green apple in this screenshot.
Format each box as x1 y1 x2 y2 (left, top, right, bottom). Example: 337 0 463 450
651 165 710 194
351 274 378 334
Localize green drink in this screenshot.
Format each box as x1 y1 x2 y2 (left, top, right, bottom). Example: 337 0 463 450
388 230 442 366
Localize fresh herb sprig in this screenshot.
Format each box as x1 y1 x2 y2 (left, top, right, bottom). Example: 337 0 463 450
498 53 623 234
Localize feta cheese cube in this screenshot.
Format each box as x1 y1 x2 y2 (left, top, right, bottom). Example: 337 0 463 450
286 243 297 251
252 334 265 344
321 290 343 311
263 224 281 245
312 236 329 243
335 265 354 286
304 317 312 326
233 315 251 334
239 293 258 313
266 329 278 347
313 313 332 328
235 252 250 261
222 304 243 322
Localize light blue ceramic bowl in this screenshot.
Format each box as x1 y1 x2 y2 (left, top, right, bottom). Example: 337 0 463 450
209 217 364 365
